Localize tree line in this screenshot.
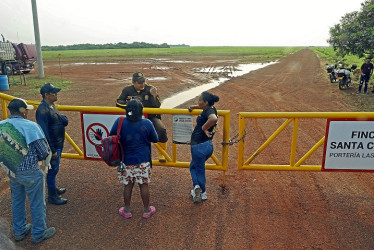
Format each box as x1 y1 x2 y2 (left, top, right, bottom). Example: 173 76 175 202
328 0 374 58
42 42 189 51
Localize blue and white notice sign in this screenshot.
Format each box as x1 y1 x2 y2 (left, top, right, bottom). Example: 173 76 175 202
322 119 374 171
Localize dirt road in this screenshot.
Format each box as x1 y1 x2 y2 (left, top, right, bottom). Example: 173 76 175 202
1 48 374 249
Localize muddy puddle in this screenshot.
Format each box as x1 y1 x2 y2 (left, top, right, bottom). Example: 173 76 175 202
71 62 120 65
150 66 174 70
104 76 168 82
161 62 276 109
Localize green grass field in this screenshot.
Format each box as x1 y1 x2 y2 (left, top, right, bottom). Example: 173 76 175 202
41 46 305 61
311 47 366 67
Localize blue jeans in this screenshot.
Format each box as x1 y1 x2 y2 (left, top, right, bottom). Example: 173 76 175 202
10 168 46 239
189 140 213 193
47 148 62 191
358 75 370 92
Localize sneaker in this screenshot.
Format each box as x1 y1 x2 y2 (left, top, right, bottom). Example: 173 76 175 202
190 189 196 199
191 189 207 201
357 91 361 94
56 187 66 195
32 227 56 244
201 192 207 201
364 91 368 94
193 185 202 203
15 223 32 242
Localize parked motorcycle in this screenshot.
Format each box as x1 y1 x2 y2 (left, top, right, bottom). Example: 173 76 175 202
337 64 357 90
326 64 337 83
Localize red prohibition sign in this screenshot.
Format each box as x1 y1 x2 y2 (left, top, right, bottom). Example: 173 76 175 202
86 123 109 146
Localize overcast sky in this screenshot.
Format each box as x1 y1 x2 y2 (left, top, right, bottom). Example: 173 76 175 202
0 0 364 47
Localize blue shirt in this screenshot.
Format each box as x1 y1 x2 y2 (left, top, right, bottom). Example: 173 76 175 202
36 101 68 153
110 117 158 165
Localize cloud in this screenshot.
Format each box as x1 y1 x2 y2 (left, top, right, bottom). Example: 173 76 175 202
0 0 363 46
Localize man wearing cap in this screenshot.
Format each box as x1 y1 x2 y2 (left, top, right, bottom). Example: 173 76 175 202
0 98 56 244
116 72 168 162
36 83 69 205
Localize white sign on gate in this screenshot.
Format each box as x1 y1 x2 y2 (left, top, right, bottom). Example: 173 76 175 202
172 115 193 144
81 113 124 159
322 119 374 171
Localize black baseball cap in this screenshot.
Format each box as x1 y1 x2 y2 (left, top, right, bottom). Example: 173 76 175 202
8 98 34 112
40 83 61 95
132 72 146 83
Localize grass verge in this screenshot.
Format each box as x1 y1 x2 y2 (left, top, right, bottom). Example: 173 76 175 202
312 47 374 112
6 74 72 96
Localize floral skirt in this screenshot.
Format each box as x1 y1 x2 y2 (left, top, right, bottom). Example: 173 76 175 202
117 162 151 185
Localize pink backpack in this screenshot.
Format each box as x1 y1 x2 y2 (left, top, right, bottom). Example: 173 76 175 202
95 116 125 166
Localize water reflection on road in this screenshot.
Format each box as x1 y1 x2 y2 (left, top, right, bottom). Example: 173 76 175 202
161 62 276 109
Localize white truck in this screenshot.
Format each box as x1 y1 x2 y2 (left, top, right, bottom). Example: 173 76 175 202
0 34 37 75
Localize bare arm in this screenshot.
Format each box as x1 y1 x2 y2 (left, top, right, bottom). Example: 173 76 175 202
188 105 200 112
202 114 218 137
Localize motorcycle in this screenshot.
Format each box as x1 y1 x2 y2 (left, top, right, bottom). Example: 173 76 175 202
337 64 357 90
326 64 337 83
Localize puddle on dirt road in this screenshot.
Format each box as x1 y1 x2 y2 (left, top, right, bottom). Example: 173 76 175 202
152 58 195 63
104 76 168 82
71 62 120 65
161 62 276 109
150 66 174 70
147 76 168 81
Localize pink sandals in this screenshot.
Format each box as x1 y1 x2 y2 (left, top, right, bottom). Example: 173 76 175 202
119 207 132 219
119 206 156 219
142 206 156 219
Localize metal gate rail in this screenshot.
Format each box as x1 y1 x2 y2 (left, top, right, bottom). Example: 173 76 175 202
238 112 374 171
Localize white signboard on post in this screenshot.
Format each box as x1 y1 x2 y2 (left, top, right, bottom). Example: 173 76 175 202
322 119 374 171
81 112 124 159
